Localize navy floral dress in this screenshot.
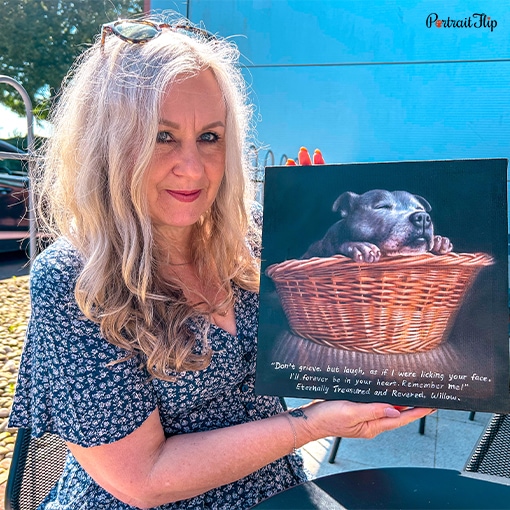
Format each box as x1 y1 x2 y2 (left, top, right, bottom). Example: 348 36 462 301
9 238 307 509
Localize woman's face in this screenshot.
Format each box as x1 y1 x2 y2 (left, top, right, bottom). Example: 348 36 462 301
146 69 226 242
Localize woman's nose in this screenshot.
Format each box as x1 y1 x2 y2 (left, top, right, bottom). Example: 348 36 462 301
172 144 204 179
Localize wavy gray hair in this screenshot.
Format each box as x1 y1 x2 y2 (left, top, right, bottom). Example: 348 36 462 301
35 15 260 378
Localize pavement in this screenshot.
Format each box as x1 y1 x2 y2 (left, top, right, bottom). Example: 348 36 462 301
285 398 492 480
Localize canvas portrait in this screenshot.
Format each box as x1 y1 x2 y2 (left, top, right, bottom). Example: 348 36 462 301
255 159 509 413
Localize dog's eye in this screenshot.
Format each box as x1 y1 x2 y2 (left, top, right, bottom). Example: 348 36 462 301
374 203 393 210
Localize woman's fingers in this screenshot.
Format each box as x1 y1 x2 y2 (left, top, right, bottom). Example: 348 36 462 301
286 147 325 165
360 405 435 437
302 400 435 441
298 147 312 165
313 149 325 165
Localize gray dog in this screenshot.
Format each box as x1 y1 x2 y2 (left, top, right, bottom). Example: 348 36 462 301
302 189 453 262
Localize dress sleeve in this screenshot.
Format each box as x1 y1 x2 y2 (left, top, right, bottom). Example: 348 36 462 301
8 240 157 447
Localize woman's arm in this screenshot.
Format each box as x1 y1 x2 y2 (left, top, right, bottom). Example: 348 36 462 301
67 401 433 508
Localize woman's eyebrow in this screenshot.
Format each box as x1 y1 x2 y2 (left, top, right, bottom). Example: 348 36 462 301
158 119 226 130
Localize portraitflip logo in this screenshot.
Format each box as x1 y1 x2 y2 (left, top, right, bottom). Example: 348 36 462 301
426 13 497 32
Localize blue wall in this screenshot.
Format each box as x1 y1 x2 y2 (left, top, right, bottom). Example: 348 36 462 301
151 0 509 217
149 0 510 167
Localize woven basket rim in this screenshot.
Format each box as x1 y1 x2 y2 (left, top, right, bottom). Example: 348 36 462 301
266 252 494 280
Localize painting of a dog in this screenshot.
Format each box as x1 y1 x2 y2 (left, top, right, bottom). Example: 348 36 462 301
302 189 453 262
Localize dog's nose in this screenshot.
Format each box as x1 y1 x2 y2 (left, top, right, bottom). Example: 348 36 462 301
410 211 431 228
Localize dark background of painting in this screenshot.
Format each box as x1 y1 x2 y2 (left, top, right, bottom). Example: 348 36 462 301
256 159 510 412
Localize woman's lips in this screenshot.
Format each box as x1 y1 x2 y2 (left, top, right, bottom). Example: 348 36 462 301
166 189 202 203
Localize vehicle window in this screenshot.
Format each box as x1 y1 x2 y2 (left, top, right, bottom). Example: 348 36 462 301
0 157 27 176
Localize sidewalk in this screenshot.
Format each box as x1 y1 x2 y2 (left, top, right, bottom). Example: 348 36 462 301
286 398 492 479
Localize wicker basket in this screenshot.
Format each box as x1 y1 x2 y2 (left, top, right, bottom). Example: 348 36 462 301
265 252 494 354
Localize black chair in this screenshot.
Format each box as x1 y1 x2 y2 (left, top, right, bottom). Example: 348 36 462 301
4 427 68 510
464 413 510 478
327 436 342 464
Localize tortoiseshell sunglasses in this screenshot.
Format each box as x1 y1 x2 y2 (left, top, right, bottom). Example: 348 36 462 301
100 19 215 47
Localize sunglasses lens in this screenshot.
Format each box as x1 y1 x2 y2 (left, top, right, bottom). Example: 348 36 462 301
115 21 159 42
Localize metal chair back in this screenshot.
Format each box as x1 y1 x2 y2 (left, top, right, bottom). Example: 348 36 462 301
4 427 68 510
464 413 510 478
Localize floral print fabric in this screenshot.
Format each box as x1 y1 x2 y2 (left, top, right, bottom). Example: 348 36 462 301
9 237 306 509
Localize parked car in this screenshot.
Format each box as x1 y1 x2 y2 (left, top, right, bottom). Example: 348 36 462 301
0 140 29 253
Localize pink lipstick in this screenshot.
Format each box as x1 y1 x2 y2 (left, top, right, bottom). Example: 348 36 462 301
167 189 201 203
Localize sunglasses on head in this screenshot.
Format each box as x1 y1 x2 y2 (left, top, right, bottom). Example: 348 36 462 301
101 19 216 48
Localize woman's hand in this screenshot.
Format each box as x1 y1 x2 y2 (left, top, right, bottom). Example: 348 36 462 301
286 147 325 166
288 400 435 445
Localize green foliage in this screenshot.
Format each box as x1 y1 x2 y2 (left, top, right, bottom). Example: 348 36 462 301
0 0 143 120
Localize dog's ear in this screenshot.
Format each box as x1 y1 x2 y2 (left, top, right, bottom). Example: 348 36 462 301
332 192 359 217
414 194 432 212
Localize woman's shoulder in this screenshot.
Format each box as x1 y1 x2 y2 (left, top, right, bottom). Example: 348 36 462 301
30 238 83 293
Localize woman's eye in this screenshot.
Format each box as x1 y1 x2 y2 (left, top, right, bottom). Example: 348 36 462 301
199 132 220 143
156 131 174 144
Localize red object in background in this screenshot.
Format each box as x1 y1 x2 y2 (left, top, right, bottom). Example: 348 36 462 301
286 159 297 165
298 147 312 166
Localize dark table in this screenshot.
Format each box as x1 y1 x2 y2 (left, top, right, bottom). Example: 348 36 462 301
252 467 510 509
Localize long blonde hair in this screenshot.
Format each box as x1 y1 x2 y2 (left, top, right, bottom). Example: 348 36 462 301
35 15 260 379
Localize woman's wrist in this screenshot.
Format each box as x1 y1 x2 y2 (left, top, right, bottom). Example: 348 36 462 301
283 412 298 454
283 406 315 453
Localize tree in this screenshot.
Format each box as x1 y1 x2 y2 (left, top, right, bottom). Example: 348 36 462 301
0 0 143 119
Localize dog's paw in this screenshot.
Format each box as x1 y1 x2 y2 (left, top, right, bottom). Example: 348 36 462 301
340 242 381 263
430 235 453 254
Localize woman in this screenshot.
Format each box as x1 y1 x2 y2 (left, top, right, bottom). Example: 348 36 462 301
9 15 433 509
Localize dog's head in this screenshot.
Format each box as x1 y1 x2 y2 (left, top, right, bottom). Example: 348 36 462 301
333 189 435 256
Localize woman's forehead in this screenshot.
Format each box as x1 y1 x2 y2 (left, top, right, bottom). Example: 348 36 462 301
159 70 226 123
